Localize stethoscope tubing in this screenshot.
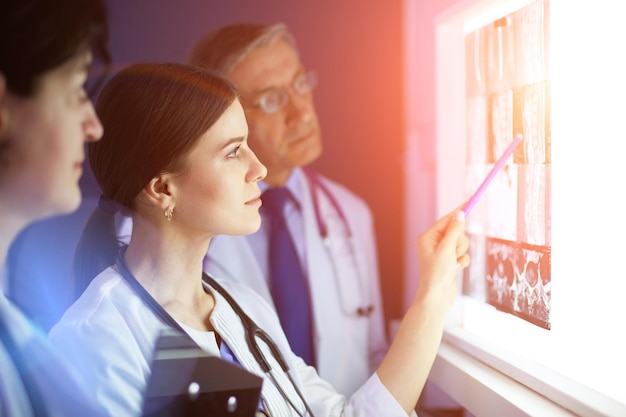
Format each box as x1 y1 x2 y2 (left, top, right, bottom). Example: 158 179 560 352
303 167 351 240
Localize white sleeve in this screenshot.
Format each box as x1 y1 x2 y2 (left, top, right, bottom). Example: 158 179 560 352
49 317 150 417
294 353 416 416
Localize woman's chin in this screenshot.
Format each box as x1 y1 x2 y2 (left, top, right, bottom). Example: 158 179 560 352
233 219 262 237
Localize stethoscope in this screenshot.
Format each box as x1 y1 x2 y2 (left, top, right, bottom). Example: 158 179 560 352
302 167 374 317
115 249 315 417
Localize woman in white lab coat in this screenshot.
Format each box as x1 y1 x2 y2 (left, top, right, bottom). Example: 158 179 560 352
0 1 110 415
49 62 470 417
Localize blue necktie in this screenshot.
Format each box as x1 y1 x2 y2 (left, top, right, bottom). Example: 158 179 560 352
262 187 315 366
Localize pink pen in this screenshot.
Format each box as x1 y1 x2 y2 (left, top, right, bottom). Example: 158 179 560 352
462 133 523 217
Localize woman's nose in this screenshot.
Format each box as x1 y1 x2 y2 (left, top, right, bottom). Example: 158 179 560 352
84 103 104 142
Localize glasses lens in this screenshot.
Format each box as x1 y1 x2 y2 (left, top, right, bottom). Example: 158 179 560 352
259 90 288 114
294 71 317 95
256 71 317 114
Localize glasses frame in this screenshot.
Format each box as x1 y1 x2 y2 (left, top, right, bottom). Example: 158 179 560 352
246 70 317 115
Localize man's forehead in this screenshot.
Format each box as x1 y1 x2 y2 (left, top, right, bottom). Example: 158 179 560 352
230 39 302 93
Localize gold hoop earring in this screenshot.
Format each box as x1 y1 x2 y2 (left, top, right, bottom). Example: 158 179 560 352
165 205 175 222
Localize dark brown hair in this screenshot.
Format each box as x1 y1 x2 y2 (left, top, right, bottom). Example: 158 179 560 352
0 0 109 97
73 62 238 298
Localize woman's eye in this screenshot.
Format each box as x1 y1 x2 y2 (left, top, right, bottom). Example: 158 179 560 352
227 146 241 158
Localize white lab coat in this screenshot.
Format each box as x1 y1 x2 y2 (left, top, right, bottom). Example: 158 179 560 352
204 168 389 397
48 267 413 417
0 292 107 417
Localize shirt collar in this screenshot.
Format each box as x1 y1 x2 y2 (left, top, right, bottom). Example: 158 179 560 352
259 168 305 211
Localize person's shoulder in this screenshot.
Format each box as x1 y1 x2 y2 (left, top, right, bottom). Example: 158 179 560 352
52 267 132 328
49 267 159 361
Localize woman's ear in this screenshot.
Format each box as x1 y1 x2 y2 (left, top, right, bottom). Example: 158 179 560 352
142 173 175 211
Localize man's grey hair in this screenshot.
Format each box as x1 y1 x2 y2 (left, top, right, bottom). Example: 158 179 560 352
187 22 297 75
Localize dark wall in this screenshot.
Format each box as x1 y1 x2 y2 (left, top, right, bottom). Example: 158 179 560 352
9 0 406 329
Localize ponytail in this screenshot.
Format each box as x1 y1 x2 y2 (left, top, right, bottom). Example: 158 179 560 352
72 197 121 300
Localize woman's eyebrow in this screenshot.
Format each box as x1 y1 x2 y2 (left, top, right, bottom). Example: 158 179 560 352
220 136 245 150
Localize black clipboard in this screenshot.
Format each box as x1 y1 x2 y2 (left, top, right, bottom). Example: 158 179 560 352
142 329 263 417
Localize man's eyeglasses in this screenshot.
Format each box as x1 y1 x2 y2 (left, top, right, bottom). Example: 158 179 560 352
247 71 317 115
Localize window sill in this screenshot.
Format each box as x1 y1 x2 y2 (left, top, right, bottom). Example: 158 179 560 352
428 327 626 417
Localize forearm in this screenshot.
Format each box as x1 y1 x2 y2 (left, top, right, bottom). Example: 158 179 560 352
375 208 468 415
375 294 447 415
